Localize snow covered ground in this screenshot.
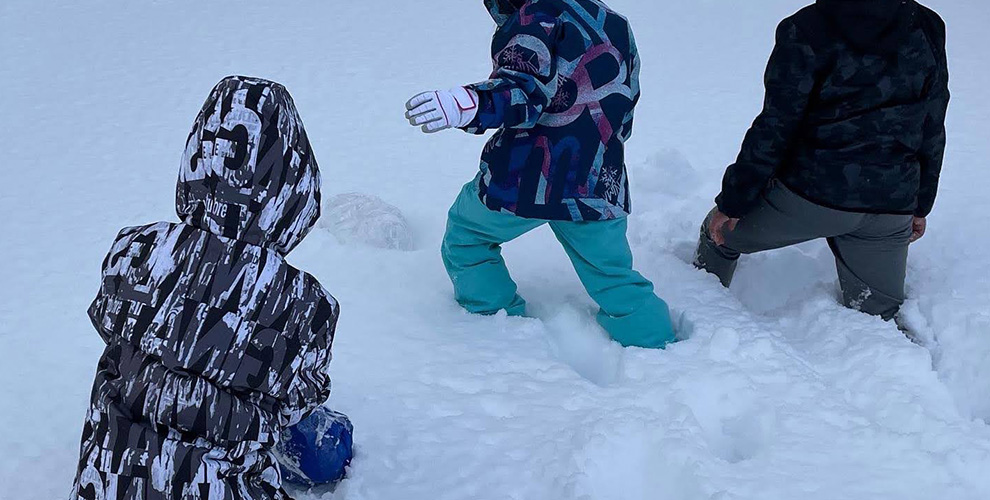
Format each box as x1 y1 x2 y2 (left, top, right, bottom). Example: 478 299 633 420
2 1 989 498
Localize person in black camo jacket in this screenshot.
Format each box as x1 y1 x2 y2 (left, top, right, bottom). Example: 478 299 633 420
696 0 950 322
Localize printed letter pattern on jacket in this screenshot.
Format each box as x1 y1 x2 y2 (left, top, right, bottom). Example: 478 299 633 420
71 76 339 500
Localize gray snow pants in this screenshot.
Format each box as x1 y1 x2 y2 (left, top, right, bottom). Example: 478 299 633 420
695 180 914 320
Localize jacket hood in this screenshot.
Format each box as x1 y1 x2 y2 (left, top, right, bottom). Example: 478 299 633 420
816 0 919 54
485 0 527 25
177 76 321 255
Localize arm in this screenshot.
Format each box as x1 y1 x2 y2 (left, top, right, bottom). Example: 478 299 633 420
88 227 144 345
618 21 642 143
915 13 950 218
464 13 564 133
716 19 820 218
278 293 339 428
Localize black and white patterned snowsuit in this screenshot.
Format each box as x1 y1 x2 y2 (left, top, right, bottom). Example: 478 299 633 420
70 76 338 500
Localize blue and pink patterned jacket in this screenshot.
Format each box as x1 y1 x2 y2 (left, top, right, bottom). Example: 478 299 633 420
465 0 641 222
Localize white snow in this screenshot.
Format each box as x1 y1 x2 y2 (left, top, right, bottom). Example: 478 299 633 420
1 1 989 499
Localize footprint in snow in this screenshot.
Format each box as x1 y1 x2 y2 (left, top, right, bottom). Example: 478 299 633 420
536 304 696 386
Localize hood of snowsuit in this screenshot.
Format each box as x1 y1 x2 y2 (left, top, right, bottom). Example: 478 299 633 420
177 75 322 255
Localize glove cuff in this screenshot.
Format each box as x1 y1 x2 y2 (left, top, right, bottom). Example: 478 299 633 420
449 87 479 128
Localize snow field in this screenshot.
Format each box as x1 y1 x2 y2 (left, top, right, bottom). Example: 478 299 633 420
1 1 989 499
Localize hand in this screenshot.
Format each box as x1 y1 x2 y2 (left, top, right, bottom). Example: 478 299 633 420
405 87 479 133
909 217 927 243
708 210 740 247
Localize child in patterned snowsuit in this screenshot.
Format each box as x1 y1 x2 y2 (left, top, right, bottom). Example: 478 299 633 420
405 0 675 348
71 76 339 499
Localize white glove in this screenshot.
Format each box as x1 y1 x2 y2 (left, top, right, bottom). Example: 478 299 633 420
405 87 479 133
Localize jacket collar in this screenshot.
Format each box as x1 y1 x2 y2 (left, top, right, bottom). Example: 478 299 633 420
485 0 524 26
815 0 919 54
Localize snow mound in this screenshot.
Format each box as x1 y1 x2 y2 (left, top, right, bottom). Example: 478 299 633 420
636 148 703 197
320 193 414 251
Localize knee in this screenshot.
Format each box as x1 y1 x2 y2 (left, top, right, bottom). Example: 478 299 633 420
700 208 718 239
440 221 468 271
697 208 741 257
441 226 499 274
440 228 469 270
441 211 474 254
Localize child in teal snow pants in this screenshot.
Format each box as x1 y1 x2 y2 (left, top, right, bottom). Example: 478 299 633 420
441 179 675 349
404 0 675 348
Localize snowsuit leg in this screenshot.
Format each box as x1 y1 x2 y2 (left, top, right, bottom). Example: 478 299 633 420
442 179 675 349
695 181 912 319
442 180 543 317
548 219 676 349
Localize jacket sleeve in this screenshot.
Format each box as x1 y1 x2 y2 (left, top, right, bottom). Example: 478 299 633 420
89 286 112 345
916 12 950 218
277 290 339 428
88 227 145 345
716 19 820 218
618 22 642 143
463 12 565 133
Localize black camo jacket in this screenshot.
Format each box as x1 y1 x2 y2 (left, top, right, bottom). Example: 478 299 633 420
717 0 950 219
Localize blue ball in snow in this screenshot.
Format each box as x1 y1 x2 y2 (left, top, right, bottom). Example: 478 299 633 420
276 407 354 487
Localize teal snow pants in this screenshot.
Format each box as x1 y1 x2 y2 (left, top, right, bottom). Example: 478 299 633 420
441 180 676 349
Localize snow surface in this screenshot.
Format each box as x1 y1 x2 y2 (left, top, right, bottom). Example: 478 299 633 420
2 1 989 499
320 193 414 251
